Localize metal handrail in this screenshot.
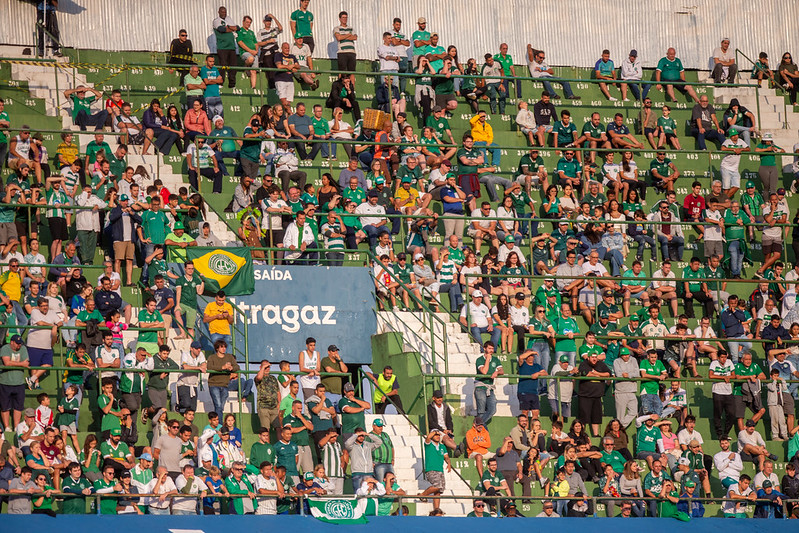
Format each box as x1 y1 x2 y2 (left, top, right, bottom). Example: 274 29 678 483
734 48 788 130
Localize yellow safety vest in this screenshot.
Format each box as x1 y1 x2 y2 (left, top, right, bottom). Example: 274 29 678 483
374 374 396 404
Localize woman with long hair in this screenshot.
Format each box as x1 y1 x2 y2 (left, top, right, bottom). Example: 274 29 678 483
602 418 632 461
491 293 512 353
500 251 530 299
477 255 504 297
618 460 645 517
80 434 102 482
621 188 643 219
542 184 562 228
496 195 522 246
317 172 341 212
164 104 186 152
559 182 579 217
779 52 799 105
620 150 644 201
459 252 482 297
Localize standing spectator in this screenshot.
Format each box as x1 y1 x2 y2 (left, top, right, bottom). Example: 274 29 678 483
236 16 259 89
203 291 234 350
63 86 108 131
257 14 283 88
366 366 404 414
473 342 504 425
206 340 252 416
724 202 751 279
690 95 725 150
74 183 106 265
27 298 61 390
720 130 750 198
333 11 357 72
344 429 382 489
0 335 29 431
655 47 700 103
711 38 738 84
176 341 206 414
755 133 786 197
370 419 394 481
254 361 280 432
709 350 737 438
526 45 578 99
577 353 611 437
0 98 10 166
200 55 224 119
183 65 206 110
613 347 639 428
290 0 315 52
620 49 650 101
212 6 239 88
108 195 141 286
274 43 300 111
494 43 520 99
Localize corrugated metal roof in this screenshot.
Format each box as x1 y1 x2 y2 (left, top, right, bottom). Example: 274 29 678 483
1 0 798 71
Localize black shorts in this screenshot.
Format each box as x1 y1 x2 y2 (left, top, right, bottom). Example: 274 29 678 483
578 396 603 424
518 393 540 411
15 220 29 238
48 217 69 241
644 127 656 136
0 384 26 412
435 93 456 108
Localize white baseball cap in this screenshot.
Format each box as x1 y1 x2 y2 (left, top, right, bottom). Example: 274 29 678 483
472 290 483 298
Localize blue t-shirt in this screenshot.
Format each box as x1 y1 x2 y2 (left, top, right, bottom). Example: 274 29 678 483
288 114 313 137
152 286 175 313
203 476 224 507
518 361 544 395
594 59 615 77
607 122 630 136
440 185 464 214
200 66 221 98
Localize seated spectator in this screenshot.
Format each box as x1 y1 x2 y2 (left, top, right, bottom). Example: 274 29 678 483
739 420 778 470
650 150 680 194
63 86 108 132
327 75 361 122
575 112 611 164
690 95 725 150
594 49 619 101
184 99 211 144
711 38 738 84
655 47 700 103
620 49 650 102
722 98 757 146
113 103 145 146
142 100 180 156
470 111 500 167
527 45 578 100
290 35 318 89
209 115 240 176
515 101 537 146
607 113 644 150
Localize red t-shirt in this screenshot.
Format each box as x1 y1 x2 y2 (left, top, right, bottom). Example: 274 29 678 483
683 194 705 218
41 442 59 461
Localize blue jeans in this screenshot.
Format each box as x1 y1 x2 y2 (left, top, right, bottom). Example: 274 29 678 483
556 350 577 367
172 509 197 515
374 463 395 482
478 173 512 201
690 127 725 150
633 234 657 260
76 109 109 131
627 82 651 101
149 507 170 515
214 150 240 176
438 282 463 312
362 224 388 250
657 234 684 260
727 124 751 145
209 377 254 415
530 340 551 394
473 141 501 167
497 230 523 248
729 240 744 275
469 325 501 349
539 77 575 99
210 333 232 352
518 212 538 238
352 473 370 491
606 248 624 276
641 393 662 415
205 96 223 119
141 242 157 284
474 386 497 425
726 335 752 364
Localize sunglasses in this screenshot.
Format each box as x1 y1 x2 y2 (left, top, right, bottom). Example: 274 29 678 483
475 504 485 508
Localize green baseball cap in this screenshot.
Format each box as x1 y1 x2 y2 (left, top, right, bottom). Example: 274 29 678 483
726 129 739 138
505 235 514 243
375 176 385 185
619 347 630 356
110 428 121 436
173 221 185 230
401 176 413 184
746 180 755 188
683 479 696 488
304 471 314 481
559 355 570 363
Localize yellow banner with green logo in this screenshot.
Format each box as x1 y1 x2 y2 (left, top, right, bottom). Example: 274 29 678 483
187 247 254 295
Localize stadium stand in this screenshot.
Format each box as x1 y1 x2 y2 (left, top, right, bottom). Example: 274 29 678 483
1 0 799 522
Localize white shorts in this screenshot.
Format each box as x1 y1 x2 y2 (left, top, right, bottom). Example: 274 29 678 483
516 174 543 185
241 52 256 63
276 81 295 102
720 167 741 189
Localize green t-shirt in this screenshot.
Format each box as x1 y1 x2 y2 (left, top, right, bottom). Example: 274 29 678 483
137 309 163 344
71 94 96 121
236 28 257 57
480 470 504 493
475 356 502 387
141 210 170 244
740 192 764 217
639 359 666 394
184 74 204 96
85 140 112 165
555 317 579 352
552 121 577 147
0 343 28 386
650 158 673 180
517 153 545 177
411 30 431 55
283 413 310 446
656 56 684 81
0 111 9 144
682 266 704 293
249 441 276 468
339 397 366 434
165 232 195 262
643 470 670 494
724 208 750 241
578 343 603 361
601 450 626 473
93 478 118 514
343 187 366 205
637 424 660 453
98 394 121 432
273 440 299 476
424 441 447 472
756 142 782 166
581 121 604 139
176 273 203 308
58 396 80 426
657 116 677 135
240 126 262 162
621 269 647 287
312 116 330 136
457 147 480 174
210 126 237 153
426 116 450 139
290 9 314 37
556 157 580 179
733 362 763 395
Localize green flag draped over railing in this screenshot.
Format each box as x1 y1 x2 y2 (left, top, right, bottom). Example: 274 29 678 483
186 247 254 295
308 497 369 524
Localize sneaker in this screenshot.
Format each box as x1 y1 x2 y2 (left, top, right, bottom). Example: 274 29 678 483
311 79 320 90
25 377 34 390
567 95 581 99
769 453 779 461
539 476 549 488
454 443 464 458
753 271 764 279
623 98 630 102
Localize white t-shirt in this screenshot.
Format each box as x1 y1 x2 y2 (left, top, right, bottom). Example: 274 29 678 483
470 208 497 230
290 43 312 68
355 202 386 227
762 203 787 240
722 483 752 514
721 138 748 171
461 302 491 328
677 428 704 447
693 326 717 342
376 44 399 71
145 476 177 509
508 305 530 327
709 359 735 395
651 268 676 289
737 429 766 452
28 308 61 349
703 209 723 241
173 475 206 511
497 244 526 265
177 352 207 388
255 474 279 515
713 47 735 63
582 261 608 277
261 198 288 231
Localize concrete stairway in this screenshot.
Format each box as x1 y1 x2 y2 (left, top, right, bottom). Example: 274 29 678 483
364 413 472 516
7 59 238 243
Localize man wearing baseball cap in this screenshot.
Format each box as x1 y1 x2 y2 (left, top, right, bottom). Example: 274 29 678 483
176 341 207 414
460 290 501 348
0 334 29 430
411 18 431 67
109 193 142 285
165 220 198 264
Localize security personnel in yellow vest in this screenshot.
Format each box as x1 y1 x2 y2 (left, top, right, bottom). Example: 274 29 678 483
365 366 404 414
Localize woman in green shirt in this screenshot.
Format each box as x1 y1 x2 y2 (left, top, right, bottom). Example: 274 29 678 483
542 185 562 224
32 473 56 516
621 188 643 219
80 434 103 482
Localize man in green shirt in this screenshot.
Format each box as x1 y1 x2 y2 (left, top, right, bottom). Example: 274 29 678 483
411 18 431 64
290 0 315 50
338 382 369 440
63 86 108 131
494 43 519 98
99 427 135 475
575 112 611 163
136 297 164 355
93 465 119 514
0 334 28 429
236 16 258 88
283 399 314 475
552 109 577 149
682 257 714 318
279 380 300 422
425 106 455 145
578 332 605 361
515 148 548 193
723 201 750 277
61 462 93 514
755 133 785 196
655 47 699 103
423 429 450 511
733 351 766 426
474 342 503 426
138 196 170 284
480 457 509 500
165 222 197 263
370 419 395 481
650 151 680 193
555 150 582 193
639 350 667 415
274 426 300 482
213 6 239 88
249 427 276 469
174 262 204 339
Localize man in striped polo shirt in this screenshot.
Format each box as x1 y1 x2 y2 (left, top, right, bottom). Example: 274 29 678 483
319 428 344 494
370 419 394 482
333 11 357 73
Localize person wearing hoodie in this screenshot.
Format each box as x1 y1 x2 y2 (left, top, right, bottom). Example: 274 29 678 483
722 98 757 146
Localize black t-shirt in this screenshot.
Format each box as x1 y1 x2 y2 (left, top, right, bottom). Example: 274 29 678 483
273 52 297 83
691 104 716 130
577 360 610 397
533 101 556 126
64 276 87 304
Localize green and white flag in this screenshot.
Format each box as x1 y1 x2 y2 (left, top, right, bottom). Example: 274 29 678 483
308 498 368 524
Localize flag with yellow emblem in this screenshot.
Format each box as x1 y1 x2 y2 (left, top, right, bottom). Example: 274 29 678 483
186 247 254 295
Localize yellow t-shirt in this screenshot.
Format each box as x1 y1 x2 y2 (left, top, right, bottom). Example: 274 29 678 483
551 479 570 497
394 187 419 208
204 301 233 335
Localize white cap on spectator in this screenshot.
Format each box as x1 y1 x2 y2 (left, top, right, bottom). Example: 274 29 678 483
414 253 424 261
